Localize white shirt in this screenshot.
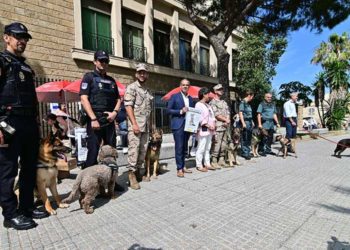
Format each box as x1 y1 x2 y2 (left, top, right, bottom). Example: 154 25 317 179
283 100 297 118
181 92 189 107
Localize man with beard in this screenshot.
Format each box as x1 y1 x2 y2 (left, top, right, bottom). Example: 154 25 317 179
0 22 48 230
124 64 153 189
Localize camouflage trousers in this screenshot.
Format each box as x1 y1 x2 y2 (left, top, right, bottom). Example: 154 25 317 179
210 130 228 158
127 131 149 172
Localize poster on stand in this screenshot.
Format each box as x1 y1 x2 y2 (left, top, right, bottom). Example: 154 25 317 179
184 107 201 133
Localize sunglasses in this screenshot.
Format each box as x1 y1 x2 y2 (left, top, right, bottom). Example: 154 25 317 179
10 33 29 42
98 59 110 64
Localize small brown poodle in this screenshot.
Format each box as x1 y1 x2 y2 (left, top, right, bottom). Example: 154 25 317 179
62 145 118 214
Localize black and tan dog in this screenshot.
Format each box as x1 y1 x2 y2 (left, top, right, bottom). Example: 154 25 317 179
143 129 163 182
251 128 269 157
227 127 241 167
36 134 71 215
275 135 297 159
333 138 350 158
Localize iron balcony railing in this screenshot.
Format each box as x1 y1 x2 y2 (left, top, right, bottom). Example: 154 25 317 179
123 43 146 62
82 32 114 55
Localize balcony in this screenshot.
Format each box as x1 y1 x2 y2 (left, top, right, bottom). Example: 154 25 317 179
123 43 146 62
82 32 114 55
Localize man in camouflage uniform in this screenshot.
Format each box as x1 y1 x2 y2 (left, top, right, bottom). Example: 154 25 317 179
210 84 230 168
124 63 153 190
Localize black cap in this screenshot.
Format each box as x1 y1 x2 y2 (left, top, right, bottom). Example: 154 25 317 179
94 50 109 61
4 22 32 39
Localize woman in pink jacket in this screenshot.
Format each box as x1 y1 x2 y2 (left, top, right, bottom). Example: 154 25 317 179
195 87 216 172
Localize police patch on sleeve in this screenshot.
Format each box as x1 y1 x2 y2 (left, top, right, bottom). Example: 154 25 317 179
81 82 88 89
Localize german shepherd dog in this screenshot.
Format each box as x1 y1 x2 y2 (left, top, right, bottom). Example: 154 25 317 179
227 127 241 167
62 145 118 214
251 128 269 157
36 133 71 215
333 138 350 158
143 129 163 182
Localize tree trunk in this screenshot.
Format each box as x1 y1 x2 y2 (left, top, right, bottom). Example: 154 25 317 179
217 53 230 104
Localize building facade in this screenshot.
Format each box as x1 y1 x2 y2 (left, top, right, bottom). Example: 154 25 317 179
0 0 241 131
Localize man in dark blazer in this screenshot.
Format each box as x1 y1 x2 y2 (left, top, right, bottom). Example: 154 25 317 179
167 79 195 177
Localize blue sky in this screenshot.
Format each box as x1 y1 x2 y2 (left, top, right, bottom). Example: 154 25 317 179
271 17 350 91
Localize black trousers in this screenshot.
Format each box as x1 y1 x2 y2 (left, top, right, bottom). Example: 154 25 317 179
0 116 39 220
85 121 116 168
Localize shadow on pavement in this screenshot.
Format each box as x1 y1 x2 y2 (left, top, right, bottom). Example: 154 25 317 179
316 203 350 214
128 243 162 250
330 185 350 195
327 236 350 250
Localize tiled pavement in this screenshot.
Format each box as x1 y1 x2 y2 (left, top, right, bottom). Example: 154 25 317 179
1 134 350 249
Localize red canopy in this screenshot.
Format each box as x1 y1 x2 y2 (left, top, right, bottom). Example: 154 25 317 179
36 80 72 103
36 79 126 103
162 86 216 101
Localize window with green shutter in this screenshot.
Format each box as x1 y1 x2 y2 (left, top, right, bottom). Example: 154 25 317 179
82 4 113 54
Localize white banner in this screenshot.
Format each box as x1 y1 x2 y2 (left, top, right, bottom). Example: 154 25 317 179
74 128 88 162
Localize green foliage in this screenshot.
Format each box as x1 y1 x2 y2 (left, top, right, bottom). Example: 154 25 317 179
233 30 287 104
325 96 350 130
278 81 313 105
180 1 350 37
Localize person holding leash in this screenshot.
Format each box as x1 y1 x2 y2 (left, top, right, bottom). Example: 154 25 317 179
257 93 280 156
0 22 49 230
210 84 230 168
239 90 255 160
79 50 121 168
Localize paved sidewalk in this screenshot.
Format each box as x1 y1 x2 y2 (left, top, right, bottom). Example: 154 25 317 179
1 134 350 249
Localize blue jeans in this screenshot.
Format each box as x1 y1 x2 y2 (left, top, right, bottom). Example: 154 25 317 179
285 118 297 139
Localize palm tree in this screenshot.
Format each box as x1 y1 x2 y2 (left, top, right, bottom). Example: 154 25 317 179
313 72 327 127
312 32 350 114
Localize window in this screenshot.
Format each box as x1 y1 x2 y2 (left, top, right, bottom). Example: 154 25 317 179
154 21 171 67
179 30 192 72
81 1 113 54
122 9 146 62
200 38 210 76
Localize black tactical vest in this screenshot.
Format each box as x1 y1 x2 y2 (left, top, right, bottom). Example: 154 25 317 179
89 72 117 111
0 52 37 109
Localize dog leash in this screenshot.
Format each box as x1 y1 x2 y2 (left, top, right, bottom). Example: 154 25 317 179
300 128 350 148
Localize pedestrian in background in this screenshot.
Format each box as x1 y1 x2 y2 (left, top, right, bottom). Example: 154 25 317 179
124 63 153 189
195 87 216 172
239 90 255 160
257 93 280 156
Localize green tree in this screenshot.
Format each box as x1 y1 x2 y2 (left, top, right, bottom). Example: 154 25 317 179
233 29 287 109
179 0 350 106
278 81 313 106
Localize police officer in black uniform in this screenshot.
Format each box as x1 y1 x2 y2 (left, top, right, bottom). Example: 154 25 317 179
80 50 121 168
0 22 48 230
